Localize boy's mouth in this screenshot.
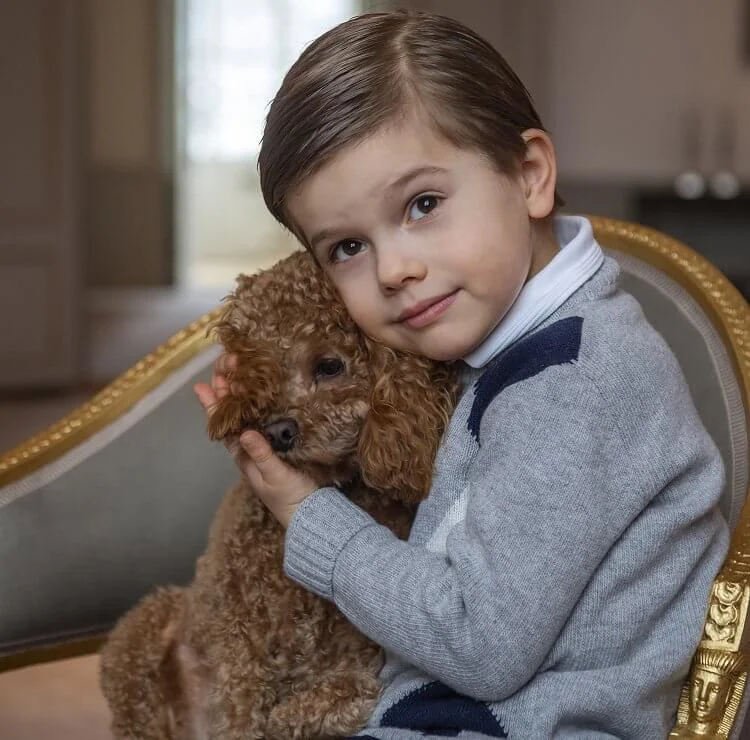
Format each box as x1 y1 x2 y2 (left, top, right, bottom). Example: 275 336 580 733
398 291 458 329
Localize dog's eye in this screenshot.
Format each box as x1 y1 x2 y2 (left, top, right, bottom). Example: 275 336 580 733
314 358 345 379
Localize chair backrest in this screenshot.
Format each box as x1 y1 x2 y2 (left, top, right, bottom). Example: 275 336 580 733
590 217 750 739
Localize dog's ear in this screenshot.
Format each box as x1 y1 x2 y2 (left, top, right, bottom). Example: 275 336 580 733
203 347 280 441
209 274 255 351
205 395 247 442
205 277 281 441
358 341 458 503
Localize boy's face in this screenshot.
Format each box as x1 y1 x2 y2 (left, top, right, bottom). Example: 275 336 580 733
287 120 558 361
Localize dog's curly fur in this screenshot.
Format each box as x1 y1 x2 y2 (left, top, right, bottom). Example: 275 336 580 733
100 251 459 739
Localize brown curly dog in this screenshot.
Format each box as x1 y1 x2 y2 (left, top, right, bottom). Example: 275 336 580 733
99 250 459 740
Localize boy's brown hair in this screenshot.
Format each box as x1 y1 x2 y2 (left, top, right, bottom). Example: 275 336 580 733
258 9 561 237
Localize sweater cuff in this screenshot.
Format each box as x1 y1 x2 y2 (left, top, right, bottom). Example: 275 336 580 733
284 486 374 600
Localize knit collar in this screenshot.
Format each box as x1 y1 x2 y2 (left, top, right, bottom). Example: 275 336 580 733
463 215 604 369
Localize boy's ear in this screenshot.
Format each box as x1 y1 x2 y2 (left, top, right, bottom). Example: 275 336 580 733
520 128 557 220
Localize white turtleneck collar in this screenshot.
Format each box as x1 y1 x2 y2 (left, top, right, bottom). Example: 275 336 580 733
463 215 604 369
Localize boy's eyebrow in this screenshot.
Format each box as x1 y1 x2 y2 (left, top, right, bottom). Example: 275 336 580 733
310 228 340 253
309 166 448 250
384 165 448 195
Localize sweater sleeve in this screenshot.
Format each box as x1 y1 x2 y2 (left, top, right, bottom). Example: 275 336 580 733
284 365 722 700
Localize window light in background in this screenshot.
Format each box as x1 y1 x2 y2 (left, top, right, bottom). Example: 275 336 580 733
176 0 359 289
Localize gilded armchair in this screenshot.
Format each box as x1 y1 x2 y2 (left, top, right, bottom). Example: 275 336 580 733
0 217 748 738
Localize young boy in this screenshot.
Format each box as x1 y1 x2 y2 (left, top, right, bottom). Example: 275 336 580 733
194 10 729 738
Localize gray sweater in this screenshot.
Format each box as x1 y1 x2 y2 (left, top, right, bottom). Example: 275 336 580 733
284 255 729 739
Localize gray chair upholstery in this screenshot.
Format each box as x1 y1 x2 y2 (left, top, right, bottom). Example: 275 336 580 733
612 250 747 531
0 348 237 662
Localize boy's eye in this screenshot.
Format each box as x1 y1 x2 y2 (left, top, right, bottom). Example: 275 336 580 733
314 357 345 379
330 239 367 263
408 194 440 221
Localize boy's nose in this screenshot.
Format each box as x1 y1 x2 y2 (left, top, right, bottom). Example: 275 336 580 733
376 248 427 289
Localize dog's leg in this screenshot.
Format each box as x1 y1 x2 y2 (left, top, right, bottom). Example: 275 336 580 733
162 639 211 740
264 669 382 740
100 586 185 740
196 662 276 740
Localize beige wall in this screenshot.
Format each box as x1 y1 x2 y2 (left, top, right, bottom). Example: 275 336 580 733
86 0 172 287
545 0 750 182
410 0 750 183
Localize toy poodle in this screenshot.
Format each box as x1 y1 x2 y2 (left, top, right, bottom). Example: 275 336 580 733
99 250 459 739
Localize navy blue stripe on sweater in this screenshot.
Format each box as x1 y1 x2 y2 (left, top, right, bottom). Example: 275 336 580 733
468 316 584 444
376 681 507 737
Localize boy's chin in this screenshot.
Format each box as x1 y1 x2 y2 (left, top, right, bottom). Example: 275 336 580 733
416 336 470 363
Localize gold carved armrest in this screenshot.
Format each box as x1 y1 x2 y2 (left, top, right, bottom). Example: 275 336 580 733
670 578 748 738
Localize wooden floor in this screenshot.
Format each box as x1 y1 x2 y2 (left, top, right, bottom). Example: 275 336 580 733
0 655 112 740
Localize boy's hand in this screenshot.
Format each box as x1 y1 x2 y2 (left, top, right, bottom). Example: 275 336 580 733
193 354 318 528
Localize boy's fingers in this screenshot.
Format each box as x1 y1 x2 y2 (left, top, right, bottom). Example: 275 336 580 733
214 353 230 374
212 354 239 400
241 430 274 464
193 383 217 412
211 369 230 397
214 353 238 377
194 379 247 464
240 430 286 485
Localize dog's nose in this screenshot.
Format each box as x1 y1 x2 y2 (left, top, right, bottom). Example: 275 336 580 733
263 419 299 452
